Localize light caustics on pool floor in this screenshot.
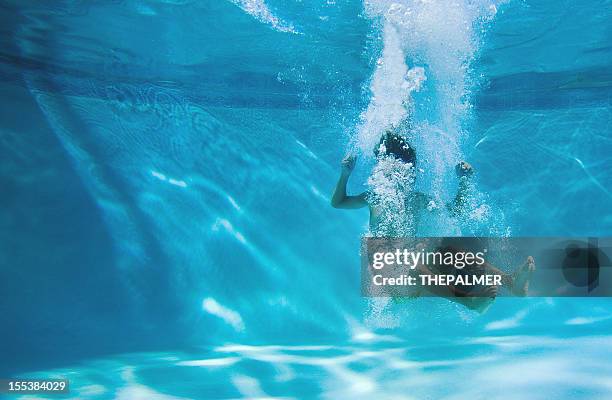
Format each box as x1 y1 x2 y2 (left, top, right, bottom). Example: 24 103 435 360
15 334 612 400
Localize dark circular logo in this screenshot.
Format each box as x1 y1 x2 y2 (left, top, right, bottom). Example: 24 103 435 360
562 242 600 288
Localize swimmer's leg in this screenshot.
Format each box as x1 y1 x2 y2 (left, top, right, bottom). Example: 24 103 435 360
415 263 496 314
510 256 536 296
482 257 535 296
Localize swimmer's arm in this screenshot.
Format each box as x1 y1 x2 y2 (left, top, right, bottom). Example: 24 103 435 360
447 178 470 215
448 162 474 216
331 154 368 209
331 189 367 209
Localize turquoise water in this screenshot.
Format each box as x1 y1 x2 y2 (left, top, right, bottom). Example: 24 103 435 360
1 0 611 398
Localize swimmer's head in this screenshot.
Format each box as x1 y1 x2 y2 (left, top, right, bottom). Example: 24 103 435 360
374 131 416 166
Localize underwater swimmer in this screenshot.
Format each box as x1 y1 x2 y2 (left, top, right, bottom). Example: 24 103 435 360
331 130 469 233
331 130 535 312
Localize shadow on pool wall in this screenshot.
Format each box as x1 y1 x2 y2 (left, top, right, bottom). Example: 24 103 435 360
0 84 132 374
0 10 362 377
0 78 371 375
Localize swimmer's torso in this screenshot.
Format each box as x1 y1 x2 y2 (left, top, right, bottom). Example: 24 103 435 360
368 191 428 237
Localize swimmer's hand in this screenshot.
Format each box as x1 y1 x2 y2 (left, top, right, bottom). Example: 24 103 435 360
332 154 367 209
341 154 357 174
455 161 474 178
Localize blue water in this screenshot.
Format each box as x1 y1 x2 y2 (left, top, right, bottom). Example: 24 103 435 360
1 0 611 398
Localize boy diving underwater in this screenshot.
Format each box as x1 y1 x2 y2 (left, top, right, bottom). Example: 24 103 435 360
331 130 535 312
